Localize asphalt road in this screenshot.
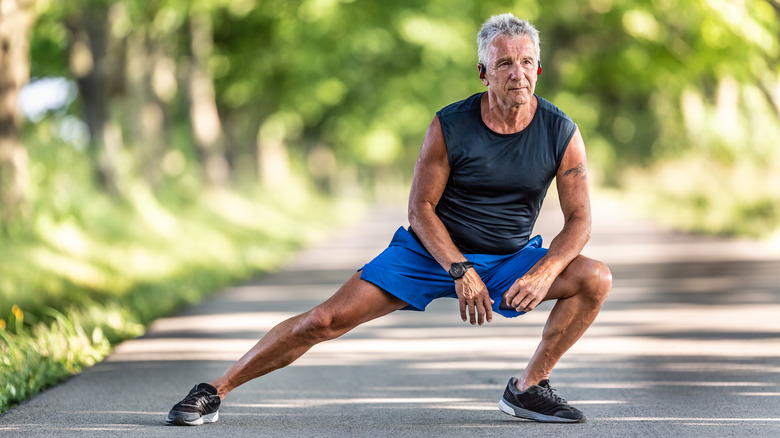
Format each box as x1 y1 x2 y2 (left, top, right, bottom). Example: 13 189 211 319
1 196 779 437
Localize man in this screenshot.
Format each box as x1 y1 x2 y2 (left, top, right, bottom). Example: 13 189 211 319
166 13 611 425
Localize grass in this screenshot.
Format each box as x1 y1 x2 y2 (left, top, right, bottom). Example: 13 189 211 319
0 306 111 411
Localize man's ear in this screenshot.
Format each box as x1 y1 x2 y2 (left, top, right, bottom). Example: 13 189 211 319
478 63 488 86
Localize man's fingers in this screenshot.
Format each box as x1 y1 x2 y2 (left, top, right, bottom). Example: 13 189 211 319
468 302 477 325
511 293 527 311
502 288 517 309
529 297 541 311
516 295 538 312
520 296 531 310
471 296 494 325
483 298 493 324
476 299 488 325
510 290 525 309
457 280 492 325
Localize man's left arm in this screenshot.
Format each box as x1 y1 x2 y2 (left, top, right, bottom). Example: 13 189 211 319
502 127 591 312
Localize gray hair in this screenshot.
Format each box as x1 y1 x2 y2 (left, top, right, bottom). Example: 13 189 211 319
477 13 540 67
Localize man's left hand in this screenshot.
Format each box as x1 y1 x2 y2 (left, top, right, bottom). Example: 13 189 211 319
501 270 554 312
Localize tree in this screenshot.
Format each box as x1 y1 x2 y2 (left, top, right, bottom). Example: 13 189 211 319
65 1 133 196
0 0 34 223
186 6 230 187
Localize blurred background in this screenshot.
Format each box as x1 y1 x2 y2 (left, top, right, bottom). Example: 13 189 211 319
0 0 778 413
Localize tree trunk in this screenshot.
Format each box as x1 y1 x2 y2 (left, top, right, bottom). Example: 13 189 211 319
125 28 168 189
186 9 230 187
0 0 34 223
67 6 124 196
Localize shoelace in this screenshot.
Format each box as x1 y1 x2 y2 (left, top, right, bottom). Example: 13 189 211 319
181 388 213 407
535 384 569 405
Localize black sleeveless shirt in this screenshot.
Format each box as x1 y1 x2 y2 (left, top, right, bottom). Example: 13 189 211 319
434 92 576 255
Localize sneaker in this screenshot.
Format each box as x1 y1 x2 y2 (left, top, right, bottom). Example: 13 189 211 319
165 383 221 426
498 377 585 423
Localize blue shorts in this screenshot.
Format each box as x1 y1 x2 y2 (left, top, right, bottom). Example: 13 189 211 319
359 227 547 318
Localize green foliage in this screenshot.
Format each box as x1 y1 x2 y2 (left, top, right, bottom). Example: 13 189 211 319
0 307 111 413
528 0 780 239
209 0 485 173
205 0 779 234
26 0 780 227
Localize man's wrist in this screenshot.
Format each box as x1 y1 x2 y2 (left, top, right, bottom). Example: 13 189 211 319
448 261 473 279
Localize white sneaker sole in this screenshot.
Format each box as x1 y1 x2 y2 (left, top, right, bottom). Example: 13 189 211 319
165 410 219 426
499 398 584 423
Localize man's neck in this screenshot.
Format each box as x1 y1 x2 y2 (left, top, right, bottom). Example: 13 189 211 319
480 92 537 134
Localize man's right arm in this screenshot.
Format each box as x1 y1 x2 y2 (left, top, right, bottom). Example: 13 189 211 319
407 116 494 325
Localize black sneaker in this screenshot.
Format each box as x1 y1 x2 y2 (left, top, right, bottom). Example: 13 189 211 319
165 383 221 426
499 377 585 423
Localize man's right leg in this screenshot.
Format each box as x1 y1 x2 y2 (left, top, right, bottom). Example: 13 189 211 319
209 272 408 398
166 273 407 425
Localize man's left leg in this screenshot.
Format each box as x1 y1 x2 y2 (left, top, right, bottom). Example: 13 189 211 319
499 255 611 423
518 255 612 389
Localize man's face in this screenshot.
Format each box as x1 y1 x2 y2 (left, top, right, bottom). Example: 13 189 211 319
484 35 538 107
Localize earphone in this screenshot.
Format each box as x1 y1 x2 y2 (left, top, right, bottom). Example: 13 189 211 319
478 61 542 79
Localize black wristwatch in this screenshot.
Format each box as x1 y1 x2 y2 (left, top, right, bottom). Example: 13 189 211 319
448 261 473 279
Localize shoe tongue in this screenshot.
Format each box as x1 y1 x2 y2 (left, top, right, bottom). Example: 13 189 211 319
537 379 551 388
196 383 218 395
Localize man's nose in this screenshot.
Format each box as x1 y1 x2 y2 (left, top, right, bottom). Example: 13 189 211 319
509 64 525 81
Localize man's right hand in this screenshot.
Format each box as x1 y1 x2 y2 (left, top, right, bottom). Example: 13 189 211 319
454 269 493 325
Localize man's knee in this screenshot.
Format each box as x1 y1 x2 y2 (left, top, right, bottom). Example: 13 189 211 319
292 307 341 343
582 258 612 303
564 256 611 305
296 309 338 342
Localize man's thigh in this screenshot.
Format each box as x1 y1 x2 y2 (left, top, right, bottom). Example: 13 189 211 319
315 273 410 332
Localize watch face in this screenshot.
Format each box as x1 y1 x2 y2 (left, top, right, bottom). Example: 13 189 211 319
450 263 465 278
